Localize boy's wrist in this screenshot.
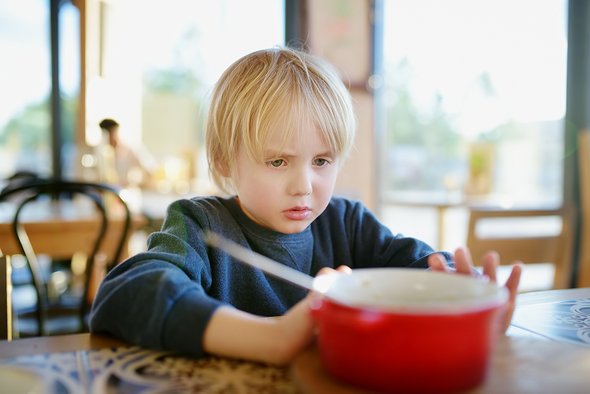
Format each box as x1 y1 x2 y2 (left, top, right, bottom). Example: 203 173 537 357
203 306 295 365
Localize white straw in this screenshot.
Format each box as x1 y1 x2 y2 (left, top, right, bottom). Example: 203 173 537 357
204 231 316 291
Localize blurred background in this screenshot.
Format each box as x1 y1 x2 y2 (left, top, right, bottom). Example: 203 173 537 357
1 0 589 291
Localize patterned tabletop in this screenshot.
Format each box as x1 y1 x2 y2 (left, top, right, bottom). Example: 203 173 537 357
2 289 590 393
0 345 298 394
511 291 590 346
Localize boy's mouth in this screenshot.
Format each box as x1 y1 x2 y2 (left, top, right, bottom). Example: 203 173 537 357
283 206 311 220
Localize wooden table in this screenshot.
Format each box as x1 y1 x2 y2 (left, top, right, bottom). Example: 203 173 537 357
292 336 590 394
509 287 590 344
1 288 589 393
0 332 589 394
293 287 590 393
0 332 125 359
382 190 513 250
0 333 297 393
0 199 145 262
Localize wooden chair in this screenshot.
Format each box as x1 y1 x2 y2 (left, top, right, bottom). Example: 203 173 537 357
0 253 12 340
466 206 573 289
577 131 590 287
0 178 132 337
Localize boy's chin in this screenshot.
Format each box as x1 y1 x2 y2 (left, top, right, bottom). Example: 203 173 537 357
273 222 311 235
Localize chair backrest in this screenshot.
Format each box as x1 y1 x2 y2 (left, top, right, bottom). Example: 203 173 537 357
577 131 590 287
0 254 12 340
0 178 132 335
466 207 573 289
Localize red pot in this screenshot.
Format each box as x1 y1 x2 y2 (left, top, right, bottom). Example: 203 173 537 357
310 268 508 393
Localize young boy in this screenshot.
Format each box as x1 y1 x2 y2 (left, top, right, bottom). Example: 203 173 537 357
89 47 521 365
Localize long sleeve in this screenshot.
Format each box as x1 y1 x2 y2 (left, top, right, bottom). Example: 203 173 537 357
89 197 312 357
89 198 225 357
310 197 451 272
89 196 450 358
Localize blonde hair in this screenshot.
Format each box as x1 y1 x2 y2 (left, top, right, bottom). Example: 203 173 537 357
206 46 356 194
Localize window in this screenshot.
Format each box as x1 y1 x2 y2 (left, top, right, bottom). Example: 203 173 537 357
379 0 568 248
0 0 52 179
0 0 79 182
87 0 284 193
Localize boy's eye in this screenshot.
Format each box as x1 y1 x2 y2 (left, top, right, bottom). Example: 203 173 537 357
268 159 285 168
313 158 330 167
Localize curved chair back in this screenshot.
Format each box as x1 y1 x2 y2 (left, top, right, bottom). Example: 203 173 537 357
0 178 131 336
0 254 11 340
467 206 573 289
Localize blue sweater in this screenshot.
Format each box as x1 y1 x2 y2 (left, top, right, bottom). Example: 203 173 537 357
89 196 447 357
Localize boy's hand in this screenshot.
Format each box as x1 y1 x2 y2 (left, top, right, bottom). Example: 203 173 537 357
274 264 352 364
427 247 522 333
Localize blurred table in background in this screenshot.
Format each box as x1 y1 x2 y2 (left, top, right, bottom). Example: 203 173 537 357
120 188 183 234
0 199 144 261
121 184 220 232
382 190 515 249
0 187 215 262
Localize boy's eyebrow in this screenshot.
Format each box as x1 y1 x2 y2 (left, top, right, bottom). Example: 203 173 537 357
262 149 336 158
262 148 283 156
261 149 286 159
316 150 336 157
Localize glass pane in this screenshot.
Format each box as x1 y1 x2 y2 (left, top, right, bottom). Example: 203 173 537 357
381 0 567 208
89 0 284 193
0 0 51 180
60 1 80 179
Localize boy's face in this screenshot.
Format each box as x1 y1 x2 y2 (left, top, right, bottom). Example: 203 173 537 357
232 123 339 234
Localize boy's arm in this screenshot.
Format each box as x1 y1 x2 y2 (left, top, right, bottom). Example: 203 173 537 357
203 296 314 366
203 266 349 365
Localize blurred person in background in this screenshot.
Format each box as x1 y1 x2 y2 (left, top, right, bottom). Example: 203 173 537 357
99 118 156 188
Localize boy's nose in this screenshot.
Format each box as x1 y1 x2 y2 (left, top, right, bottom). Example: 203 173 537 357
289 168 313 196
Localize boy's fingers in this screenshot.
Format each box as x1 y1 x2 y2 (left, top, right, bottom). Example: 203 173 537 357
453 247 474 275
481 251 500 282
428 253 450 272
316 265 351 276
505 264 523 302
336 265 352 274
